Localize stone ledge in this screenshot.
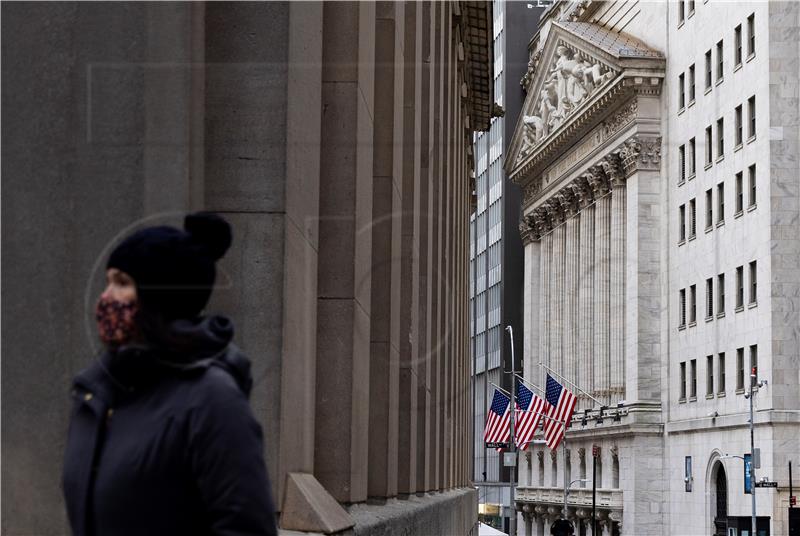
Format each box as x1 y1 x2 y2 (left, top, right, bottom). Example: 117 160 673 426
347 487 478 536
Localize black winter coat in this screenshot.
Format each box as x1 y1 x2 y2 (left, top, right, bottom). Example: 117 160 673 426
62 315 278 536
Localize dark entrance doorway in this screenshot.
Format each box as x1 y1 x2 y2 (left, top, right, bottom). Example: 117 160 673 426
713 462 728 536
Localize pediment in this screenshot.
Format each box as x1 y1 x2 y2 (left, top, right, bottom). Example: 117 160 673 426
505 22 664 184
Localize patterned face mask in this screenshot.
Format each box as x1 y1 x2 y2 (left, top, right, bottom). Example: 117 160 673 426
95 296 138 346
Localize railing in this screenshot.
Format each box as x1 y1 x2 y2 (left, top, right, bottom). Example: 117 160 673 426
515 486 623 509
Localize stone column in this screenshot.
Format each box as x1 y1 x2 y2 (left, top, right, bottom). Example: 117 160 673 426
604 154 626 403
575 177 595 411
589 169 611 402
548 200 565 381
521 213 542 406
538 209 553 391
315 1 375 504
562 191 579 392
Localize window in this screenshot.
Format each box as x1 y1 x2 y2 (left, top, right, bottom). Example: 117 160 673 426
750 344 758 385
680 362 687 400
716 40 724 81
679 73 685 109
538 454 545 486
689 198 696 237
706 277 714 318
707 355 714 396
705 50 712 89
679 0 685 24
679 145 686 183
688 0 695 14
736 348 745 390
689 284 697 324
735 24 743 66
748 164 756 207
717 117 724 158
718 352 726 394
735 105 743 146
747 14 755 57
736 265 744 309
690 359 697 398
748 96 756 139
679 204 686 241
705 126 713 165
689 138 696 176
688 64 696 102
705 189 713 229
552 455 558 486
718 273 726 314
717 182 725 223
679 288 687 327
749 260 757 304
735 172 744 214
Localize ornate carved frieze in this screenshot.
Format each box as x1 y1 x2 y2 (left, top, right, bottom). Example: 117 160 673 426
571 176 594 208
600 153 624 186
603 99 638 138
518 43 617 159
521 49 543 90
587 165 609 196
556 189 578 216
519 216 538 245
519 98 638 208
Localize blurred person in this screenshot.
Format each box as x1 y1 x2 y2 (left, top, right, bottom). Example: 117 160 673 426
62 212 278 536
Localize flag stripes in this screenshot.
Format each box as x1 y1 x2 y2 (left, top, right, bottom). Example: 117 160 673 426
543 374 577 451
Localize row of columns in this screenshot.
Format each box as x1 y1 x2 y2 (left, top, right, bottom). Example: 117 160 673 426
310 1 480 506
520 509 622 536
521 153 628 408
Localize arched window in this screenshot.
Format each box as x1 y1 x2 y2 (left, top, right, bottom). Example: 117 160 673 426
712 462 728 536
612 455 620 488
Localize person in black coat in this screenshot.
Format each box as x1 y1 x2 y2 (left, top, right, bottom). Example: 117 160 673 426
62 213 278 536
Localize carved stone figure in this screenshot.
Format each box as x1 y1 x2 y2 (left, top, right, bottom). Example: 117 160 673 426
516 43 615 162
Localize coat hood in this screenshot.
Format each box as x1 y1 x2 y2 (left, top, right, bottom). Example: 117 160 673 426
74 314 252 400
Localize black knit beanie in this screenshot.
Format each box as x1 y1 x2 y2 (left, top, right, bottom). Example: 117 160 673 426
106 212 232 320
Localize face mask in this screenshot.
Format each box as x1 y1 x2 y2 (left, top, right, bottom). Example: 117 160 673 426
95 296 138 346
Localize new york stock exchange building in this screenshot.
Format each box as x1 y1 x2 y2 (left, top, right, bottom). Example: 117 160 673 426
504 1 800 535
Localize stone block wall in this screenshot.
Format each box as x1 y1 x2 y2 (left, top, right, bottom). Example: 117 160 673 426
2 2 491 534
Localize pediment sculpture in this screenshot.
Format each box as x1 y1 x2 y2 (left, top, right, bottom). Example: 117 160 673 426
519 44 617 159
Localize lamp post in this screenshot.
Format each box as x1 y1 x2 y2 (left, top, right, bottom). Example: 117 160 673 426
746 368 767 536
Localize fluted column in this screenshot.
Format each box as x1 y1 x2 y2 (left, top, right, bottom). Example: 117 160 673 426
548 201 565 382
562 192 579 392
575 177 595 410
590 169 611 402
539 210 553 390
605 154 626 403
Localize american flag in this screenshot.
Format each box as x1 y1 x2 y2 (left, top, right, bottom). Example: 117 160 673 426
483 389 511 446
514 381 548 451
543 374 577 451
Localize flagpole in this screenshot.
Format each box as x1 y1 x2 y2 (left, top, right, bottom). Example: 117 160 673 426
563 437 569 525
538 361 605 407
489 382 512 398
505 326 517 536
513 372 545 396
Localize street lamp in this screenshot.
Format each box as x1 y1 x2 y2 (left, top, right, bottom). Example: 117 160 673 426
721 368 768 536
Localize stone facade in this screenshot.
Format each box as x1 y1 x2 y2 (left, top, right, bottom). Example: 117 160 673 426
506 1 799 535
1 2 493 535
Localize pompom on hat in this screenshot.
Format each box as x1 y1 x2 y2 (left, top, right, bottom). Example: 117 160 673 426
107 212 232 320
